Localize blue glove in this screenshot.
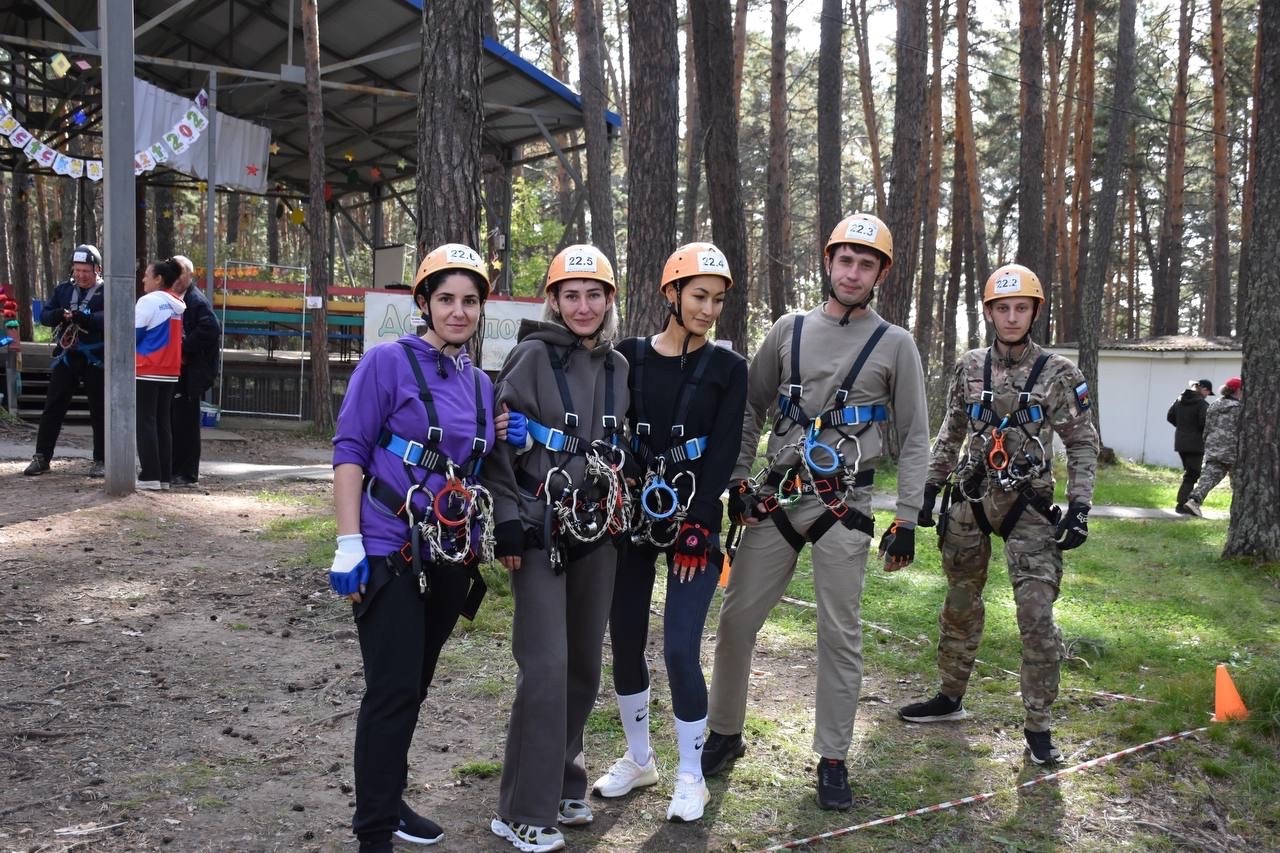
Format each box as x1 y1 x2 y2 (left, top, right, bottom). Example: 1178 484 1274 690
329 534 370 596
505 410 530 451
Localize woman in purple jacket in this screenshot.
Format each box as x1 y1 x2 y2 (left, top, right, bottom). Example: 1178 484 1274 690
329 243 503 853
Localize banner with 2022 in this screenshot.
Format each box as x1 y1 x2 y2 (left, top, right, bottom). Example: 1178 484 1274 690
0 91 208 181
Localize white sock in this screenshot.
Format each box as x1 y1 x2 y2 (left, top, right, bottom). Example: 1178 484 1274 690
617 688 651 763
675 715 707 779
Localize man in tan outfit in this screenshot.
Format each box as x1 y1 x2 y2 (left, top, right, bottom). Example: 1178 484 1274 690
702 213 931 810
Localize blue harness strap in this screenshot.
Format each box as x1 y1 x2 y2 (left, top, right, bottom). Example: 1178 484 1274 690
630 338 712 468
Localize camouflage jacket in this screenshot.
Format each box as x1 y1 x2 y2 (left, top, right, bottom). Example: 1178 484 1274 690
1202 396 1241 465
928 342 1099 506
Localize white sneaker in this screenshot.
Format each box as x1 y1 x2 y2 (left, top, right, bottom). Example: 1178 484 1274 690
490 817 565 852
666 772 710 822
592 750 659 798
556 798 592 826
137 480 163 491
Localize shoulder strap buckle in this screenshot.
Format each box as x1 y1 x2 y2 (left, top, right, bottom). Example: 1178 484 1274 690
564 411 579 428
400 439 425 465
426 426 443 443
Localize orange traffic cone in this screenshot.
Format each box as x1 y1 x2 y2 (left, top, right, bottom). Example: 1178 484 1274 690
1212 664 1249 722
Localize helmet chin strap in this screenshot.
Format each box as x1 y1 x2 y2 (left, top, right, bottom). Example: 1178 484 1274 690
666 284 695 366
827 286 874 327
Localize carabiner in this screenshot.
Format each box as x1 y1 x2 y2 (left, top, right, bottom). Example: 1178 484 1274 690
640 476 679 520
433 477 472 528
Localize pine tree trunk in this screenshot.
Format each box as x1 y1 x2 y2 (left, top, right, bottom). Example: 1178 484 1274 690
547 1 576 236
879 0 927 327
680 9 701 242
1042 0 1076 343
766 0 793 322
955 0 992 295
732 0 749 112
268 201 281 266
303 0 334 432
850 0 887 213
1223 0 1280 560
574 0 616 263
914 0 945 373
226 192 241 245
0 174 10 286
1066 0 1096 341
816 0 842 260
154 185 175 258
1207 0 1231 336
1018 0 1047 339
1152 0 1192 337
1127 130 1139 337
11 161 34 342
944 123 965 368
1077 0 1135 439
1237 26 1260 328
691 0 749 353
623 0 678 336
36 177 55 294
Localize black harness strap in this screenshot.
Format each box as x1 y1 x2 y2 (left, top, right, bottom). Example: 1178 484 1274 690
544 341 620 442
774 317 891 437
631 339 713 466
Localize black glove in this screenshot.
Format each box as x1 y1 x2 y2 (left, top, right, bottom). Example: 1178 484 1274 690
878 521 915 563
673 520 711 573
1054 502 1090 550
727 480 759 525
918 483 940 527
494 520 525 559
72 306 94 327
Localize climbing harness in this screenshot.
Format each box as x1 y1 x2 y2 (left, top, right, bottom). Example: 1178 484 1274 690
363 342 492 615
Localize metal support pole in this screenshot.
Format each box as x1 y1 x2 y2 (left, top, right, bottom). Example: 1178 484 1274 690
205 72 218 302
99 0 136 495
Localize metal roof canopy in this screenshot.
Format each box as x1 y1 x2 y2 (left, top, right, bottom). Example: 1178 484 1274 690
0 0 622 197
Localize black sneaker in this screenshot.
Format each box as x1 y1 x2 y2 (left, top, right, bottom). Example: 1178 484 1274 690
23 454 50 476
700 731 746 777
87 460 104 478
395 800 444 845
898 692 967 723
816 757 852 810
1024 728 1062 765
1175 503 1192 515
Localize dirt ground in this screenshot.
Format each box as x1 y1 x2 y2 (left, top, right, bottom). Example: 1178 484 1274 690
0 420 1263 852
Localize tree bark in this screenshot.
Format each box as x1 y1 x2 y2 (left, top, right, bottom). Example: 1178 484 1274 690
816 0 842 261
1223 0 1280 561
914 0 946 372
1206 0 1231 336
36 177 55 295
1018 0 1047 340
732 0 749 112
11 161 34 341
878 0 927 328
766 0 793 322
1152 0 1192 337
623 0 678 336
681 10 703 243
1237 20 1260 330
547 1 576 236
303 0 334 432
226 191 241 245
0 173 10 287
574 0 617 263
1042 0 1077 343
1077 0 1135 439
418 0 483 253
691 0 749 353
955 0 992 296
850 0 887 213
1066 0 1095 342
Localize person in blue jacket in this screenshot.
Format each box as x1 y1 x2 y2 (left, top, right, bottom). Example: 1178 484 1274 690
25 245 107 477
329 243 507 853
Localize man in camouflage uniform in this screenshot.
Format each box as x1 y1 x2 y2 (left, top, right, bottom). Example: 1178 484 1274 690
898 263 1099 765
1183 376 1243 517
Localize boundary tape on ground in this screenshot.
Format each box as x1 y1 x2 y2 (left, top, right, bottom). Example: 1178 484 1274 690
756 726 1209 851
779 595 1158 705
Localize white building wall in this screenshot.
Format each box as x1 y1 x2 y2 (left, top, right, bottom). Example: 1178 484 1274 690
1052 347 1242 467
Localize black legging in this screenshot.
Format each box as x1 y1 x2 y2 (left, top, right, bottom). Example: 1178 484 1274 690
608 541 721 721
1177 451 1203 507
136 379 176 483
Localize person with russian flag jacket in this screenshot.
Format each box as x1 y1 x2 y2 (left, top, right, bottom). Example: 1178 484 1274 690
134 258 186 490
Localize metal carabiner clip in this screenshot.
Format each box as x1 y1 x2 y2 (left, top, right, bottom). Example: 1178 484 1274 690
835 433 863 479
803 418 842 475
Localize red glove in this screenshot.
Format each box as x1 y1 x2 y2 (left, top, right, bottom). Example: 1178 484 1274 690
673 520 711 574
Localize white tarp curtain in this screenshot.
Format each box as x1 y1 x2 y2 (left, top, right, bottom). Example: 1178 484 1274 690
133 78 270 193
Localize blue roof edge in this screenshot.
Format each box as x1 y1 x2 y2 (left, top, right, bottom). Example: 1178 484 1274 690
399 1 621 131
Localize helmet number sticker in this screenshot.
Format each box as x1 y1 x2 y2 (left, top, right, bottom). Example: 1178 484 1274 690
845 220 879 240
993 273 1022 293
696 250 729 273
564 252 598 273
446 246 482 267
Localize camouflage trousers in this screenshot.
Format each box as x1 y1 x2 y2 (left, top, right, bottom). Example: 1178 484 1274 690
936 497 1064 732
1190 458 1233 503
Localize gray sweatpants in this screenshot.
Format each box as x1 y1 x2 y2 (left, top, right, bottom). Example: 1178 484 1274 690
707 490 872 760
497 539 617 827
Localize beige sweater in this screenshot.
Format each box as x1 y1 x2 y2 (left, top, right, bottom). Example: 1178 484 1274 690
736 305 931 522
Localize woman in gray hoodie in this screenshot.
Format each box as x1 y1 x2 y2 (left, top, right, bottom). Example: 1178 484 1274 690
485 244 630 853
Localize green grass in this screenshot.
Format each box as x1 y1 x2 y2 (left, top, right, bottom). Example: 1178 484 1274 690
453 760 502 779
